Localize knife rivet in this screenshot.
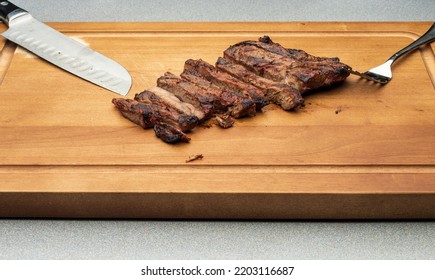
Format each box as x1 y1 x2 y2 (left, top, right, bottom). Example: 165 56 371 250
0 2 9 6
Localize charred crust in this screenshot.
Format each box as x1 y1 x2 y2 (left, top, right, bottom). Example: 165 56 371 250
258 35 273 44
154 123 190 143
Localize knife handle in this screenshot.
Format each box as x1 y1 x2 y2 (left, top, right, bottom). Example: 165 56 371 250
0 0 27 25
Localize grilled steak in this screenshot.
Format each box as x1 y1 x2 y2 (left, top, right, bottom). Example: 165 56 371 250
135 86 205 121
157 72 237 128
112 98 156 129
184 59 269 111
181 67 256 118
215 57 303 110
154 123 191 143
157 72 217 119
223 35 351 94
112 98 195 143
113 36 352 144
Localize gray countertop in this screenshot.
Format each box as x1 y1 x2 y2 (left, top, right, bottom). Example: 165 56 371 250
1 0 434 260
1 220 435 259
9 0 435 22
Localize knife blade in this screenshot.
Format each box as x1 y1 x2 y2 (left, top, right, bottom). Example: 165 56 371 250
0 0 131 95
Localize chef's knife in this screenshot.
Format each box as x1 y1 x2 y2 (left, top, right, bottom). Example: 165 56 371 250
0 0 131 95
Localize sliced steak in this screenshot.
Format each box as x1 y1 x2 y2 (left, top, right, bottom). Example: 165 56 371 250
113 36 352 144
180 69 256 118
215 57 304 110
112 98 157 129
157 72 219 119
135 86 205 121
112 98 194 143
223 36 351 93
184 59 268 111
154 123 191 143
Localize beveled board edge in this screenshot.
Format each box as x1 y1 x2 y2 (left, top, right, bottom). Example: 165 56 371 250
1 192 434 219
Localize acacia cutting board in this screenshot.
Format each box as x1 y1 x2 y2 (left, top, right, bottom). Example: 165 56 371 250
0 22 434 219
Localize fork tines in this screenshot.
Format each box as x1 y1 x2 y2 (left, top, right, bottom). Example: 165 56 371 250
350 70 390 84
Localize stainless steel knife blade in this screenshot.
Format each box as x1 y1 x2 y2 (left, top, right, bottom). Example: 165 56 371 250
0 0 132 95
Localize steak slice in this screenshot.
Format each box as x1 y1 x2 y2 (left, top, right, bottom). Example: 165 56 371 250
184 59 268 111
180 69 256 118
135 86 206 121
157 72 219 119
215 57 304 110
112 98 157 129
236 35 344 64
223 36 351 94
154 123 191 143
135 93 199 133
112 98 194 143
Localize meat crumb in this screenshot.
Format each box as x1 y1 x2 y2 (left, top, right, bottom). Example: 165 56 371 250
215 114 235 129
185 154 204 163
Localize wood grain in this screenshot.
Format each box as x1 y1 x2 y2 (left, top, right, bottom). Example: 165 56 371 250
0 22 434 219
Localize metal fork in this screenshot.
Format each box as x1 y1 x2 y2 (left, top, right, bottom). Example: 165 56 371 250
352 23 435 84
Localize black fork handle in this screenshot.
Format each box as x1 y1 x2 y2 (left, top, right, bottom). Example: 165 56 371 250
390 23 435 61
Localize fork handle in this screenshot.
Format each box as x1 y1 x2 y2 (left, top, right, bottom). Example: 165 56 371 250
389 23 435 62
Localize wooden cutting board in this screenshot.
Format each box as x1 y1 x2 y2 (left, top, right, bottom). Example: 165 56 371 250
0 22 434 219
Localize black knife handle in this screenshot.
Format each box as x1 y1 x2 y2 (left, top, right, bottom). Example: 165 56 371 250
0 0 27 25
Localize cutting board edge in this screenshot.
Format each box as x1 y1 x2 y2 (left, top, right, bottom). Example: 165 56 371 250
1 192 434 219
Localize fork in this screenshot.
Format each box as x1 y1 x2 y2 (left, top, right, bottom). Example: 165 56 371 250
352 23 435 84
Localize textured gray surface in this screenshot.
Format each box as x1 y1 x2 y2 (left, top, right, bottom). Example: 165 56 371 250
1 0 435 260
9 0 435 22
1 220 434 259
